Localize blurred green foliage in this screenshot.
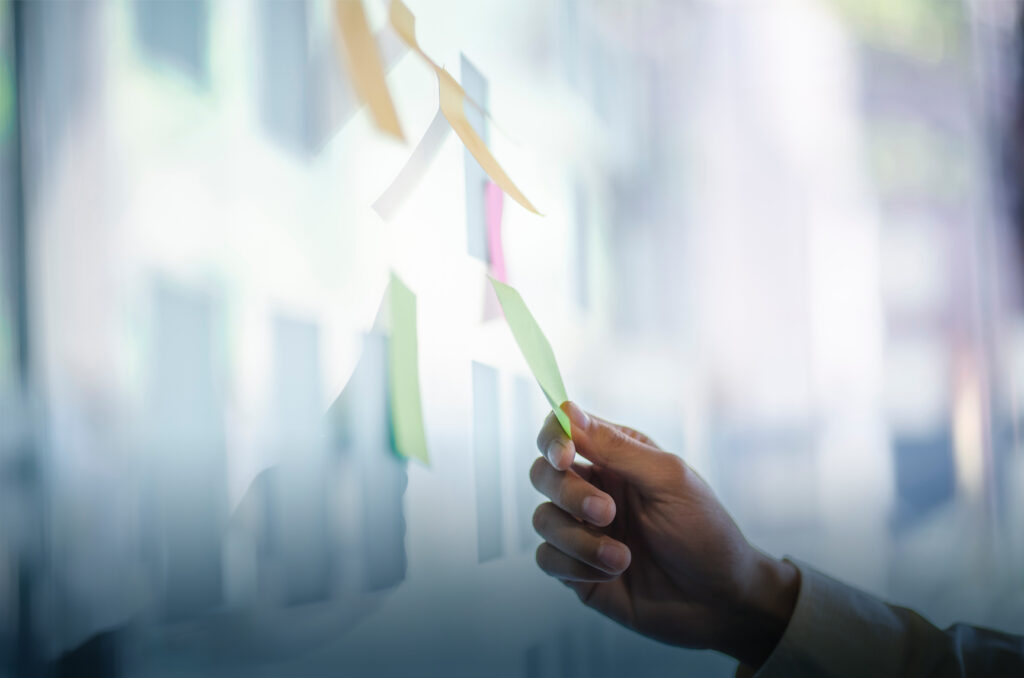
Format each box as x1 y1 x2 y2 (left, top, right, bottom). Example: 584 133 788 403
827 0 965 62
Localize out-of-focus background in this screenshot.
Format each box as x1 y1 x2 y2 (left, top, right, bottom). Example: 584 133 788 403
2 0 1024 676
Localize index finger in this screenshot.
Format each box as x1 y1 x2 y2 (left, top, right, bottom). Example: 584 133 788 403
536 410 575 470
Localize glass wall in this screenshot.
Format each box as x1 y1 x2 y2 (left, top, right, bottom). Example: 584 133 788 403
2 0 1023 676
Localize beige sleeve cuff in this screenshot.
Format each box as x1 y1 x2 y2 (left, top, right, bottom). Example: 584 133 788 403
742 559 952 678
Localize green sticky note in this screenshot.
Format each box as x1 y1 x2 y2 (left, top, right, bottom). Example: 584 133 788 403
490 277 571 438
388 273 430 465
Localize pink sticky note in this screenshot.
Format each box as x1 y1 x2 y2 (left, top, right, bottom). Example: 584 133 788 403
482 182 507 322
485 181 507 282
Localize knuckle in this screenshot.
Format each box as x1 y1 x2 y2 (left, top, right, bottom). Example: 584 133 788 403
660 453 688 482
600 421 627 444
595 426 631 456
553 475 573 507
534 544 551 571
532 503 553 535
577 532 598 561
535 543 564 577
563 525 598 560
596 539 625 572
529 457 548 487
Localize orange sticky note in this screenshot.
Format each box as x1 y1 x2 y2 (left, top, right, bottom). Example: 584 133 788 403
335 0 404 141
388 0 540 215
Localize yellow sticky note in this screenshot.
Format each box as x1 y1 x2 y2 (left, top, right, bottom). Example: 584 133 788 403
388 0 437 68
490 278 571 437
388 0 540 215
335 0 404 141
388 273 430 464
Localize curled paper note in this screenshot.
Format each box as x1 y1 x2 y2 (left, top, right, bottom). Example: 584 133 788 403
334 0 404 141
373 107 451 221
388 0 540 215
489 278 571 437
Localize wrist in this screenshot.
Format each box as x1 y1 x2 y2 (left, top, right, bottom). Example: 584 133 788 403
717 553 800 668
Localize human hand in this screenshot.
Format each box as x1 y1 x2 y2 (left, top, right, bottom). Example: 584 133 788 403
531 402 800 668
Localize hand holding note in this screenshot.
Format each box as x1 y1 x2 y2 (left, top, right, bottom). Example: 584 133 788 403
489 278 571 438
529 407 801 669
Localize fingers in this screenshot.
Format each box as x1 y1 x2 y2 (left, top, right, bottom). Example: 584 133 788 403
529 457 615 526
536 411 575 470
560 579 596 601
532 503 631 576
560 402 671 486
568 461 594 482
536 543 617 582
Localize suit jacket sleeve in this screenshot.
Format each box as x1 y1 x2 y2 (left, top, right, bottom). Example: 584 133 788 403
745 561 1024 678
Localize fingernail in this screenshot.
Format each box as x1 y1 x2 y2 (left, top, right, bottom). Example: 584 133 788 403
597 542 630 571
582 496 614 525
563 402 590 431
546 440 569 469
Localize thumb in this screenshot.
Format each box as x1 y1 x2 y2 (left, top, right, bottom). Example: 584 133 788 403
561 402 666 487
